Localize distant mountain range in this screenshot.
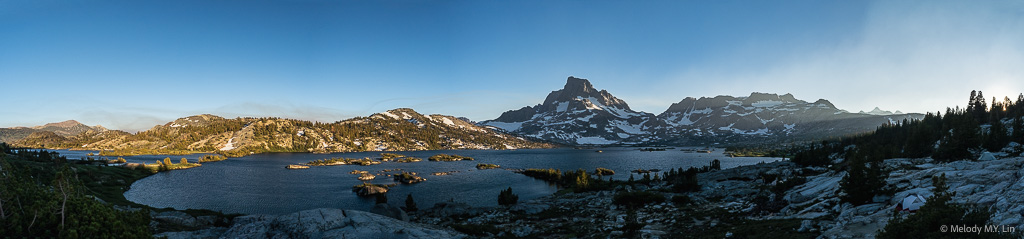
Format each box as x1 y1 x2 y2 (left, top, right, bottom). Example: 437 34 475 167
0 120 108 143
482 76 924 145
1 76 924 152
3 109 549 156
858 107 904 115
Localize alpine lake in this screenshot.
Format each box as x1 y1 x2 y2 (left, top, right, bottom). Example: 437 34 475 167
52 148 781 215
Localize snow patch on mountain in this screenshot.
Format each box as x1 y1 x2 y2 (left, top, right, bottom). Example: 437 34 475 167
441 117 455 126
576 136 616 145
556 102 569 112
380 112 400 119
612 120 645 134
752 100 784 107
485 121 525 132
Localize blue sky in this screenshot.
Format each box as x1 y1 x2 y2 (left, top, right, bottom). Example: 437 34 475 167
2 0 1023 132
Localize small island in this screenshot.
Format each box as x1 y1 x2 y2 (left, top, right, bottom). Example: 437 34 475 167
428 154 474 161
395 157 423 163
393 172 426 184
594 167 615 176
476 163 500 170
379 153 405 161
307 157 381 166
285 164 309 169
357 173 376 181
352 183 391 196
151 157 200 171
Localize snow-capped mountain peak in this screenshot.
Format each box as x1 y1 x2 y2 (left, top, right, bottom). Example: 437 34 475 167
483 76 657 145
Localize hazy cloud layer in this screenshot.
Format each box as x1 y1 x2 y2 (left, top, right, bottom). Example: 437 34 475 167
631 1 1024 115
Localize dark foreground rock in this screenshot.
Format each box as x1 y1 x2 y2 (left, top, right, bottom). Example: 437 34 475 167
372 203 411 222
156 208 465 239
354 184 390 196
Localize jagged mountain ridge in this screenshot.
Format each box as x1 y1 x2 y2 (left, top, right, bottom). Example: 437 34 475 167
11 109 549 155
858 107 903 115
485 76 924 145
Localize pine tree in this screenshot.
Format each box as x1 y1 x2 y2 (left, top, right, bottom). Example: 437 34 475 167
934 107 982 162
574 169 590 190
498 187 518 206
984 118 1009 152
404 194 418 212
974 91 988 123
840 152 890 205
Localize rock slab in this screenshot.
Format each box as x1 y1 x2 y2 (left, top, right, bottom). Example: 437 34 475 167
210 208 465 239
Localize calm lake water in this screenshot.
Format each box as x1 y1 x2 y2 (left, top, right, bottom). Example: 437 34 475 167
53 148 781 215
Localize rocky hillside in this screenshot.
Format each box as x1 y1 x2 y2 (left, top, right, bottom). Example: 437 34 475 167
12 109 549 156
484 76 924 145
0 120 107 143
751 156 1024 238
0 127 38 144
33 120 108 136
483 76 661 145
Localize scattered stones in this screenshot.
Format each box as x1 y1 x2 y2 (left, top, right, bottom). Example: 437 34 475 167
431 171 459 176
